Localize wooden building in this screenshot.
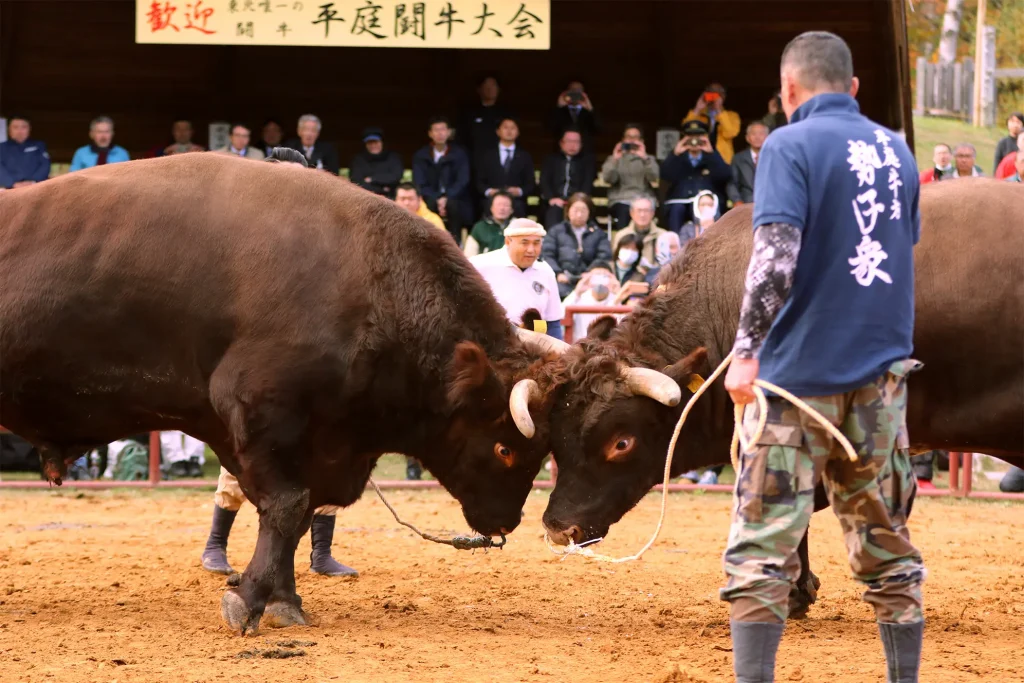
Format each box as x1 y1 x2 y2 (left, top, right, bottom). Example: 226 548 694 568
0 0 913 166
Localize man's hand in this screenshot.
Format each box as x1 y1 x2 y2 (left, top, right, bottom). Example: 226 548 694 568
635 141 648 158
556 273 570 284
580 93 594 111
673 138 689 156
694 96 708 114
557 92 569 107
508 187 523 197
364 177 372 183
612 142 623 160
698 136 714 154
549 198 566 207
725 357 759 405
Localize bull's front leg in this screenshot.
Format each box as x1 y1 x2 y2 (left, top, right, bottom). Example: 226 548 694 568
220 486 310 635
788 483 829 619
261 509 315 629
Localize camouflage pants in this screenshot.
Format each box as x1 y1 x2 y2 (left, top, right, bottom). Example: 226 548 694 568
215 466 338 516
720 359 926 625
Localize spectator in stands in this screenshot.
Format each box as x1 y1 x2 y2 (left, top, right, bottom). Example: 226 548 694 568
539 128 595 228
952 143 984 178
395 182 447 232
412 116 471 244
285 114 340 174
995 132 1024 179
69 116 130 171
475 117 535 219
726 122 767 206
213 123 265 160
548 80 601 159
0 164 11 191
457 74 512 154
660 120 731 233
163 119 205 156
610 233 651 307
601 124 659 231
257 119 284 157
644 231 681 288
611 195 666 268
350 126 403 198
542 193 612 298
561 262 623 342
469 219 564 340
919 143 955 184
465 191 514 257
1005 149 1024 183
677 190 720 244
993 112 1022 175
0 116 50 188
683 83 741 163
762 92 787 131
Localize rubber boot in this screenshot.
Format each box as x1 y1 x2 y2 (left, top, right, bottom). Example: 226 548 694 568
878 621 924 683
309 515 359 577
406 457 423 481
730 620 785 683
201 505 237 575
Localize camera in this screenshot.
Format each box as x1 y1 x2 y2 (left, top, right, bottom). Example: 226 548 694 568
621 142 636 153
684 137 702 148
567 89 583 105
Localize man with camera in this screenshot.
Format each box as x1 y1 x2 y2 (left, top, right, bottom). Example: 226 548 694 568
600 124 660 231
549 80 601 160
659 119 731 235
683 83 742 163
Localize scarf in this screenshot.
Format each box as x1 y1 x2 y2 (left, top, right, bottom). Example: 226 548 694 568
90 143 111 165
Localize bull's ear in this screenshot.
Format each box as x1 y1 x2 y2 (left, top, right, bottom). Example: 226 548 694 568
447 341 506 421
586 315 619 341
663 347 709 393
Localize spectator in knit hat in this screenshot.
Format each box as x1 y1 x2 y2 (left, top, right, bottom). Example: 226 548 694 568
350 126 404 199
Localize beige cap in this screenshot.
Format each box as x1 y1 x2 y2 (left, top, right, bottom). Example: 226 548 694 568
504 218 546 238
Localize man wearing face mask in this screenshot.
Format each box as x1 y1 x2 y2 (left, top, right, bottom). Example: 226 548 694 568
918 143 955 184
644 231 681 288
561 262 623 342
676 190 720 244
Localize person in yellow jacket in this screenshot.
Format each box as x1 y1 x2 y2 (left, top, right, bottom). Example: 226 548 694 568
395 181 448 233
682 83 741 164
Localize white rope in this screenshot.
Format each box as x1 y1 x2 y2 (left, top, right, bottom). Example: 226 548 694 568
545 351 859 563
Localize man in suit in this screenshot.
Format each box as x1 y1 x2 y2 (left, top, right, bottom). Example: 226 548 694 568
213 123 265 160
285 114 340 174
475 117 536 219
548 80 601 160
412 116 472 244
539 128 595 228
726 121 768 206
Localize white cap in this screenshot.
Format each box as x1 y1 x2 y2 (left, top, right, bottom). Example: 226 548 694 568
504 218 546 238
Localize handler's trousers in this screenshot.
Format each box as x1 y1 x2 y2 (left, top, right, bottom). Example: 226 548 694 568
720 359 927 625
215 466 338 516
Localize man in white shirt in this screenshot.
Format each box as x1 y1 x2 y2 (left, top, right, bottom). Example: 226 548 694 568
469 218 565 340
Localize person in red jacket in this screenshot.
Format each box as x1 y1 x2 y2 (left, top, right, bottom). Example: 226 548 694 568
919 143 954 183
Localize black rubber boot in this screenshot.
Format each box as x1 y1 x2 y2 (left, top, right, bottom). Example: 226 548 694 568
201 505 237 575
310 515 358 577
730 620 785 683
406 457 423 481
1000 466 1024 493
878 621 924 683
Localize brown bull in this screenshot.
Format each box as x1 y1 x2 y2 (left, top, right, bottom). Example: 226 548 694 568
0 153 564 634
517 178 1023 614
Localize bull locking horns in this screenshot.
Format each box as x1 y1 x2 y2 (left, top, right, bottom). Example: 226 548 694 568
509 379 542 439
622 367 682 407
513 326 572 355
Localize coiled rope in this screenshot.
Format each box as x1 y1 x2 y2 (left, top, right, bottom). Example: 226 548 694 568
544 351 859 563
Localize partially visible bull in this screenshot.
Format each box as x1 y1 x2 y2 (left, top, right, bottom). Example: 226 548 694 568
0 153 565 634
515 178 1024 614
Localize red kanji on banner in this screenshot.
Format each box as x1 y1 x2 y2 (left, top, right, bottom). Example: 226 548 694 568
147 1 180 32
184 0 216 34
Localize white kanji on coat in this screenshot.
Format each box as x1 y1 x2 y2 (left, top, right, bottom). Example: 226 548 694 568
846 139 883 187
848 235 892 287
852 188 885 235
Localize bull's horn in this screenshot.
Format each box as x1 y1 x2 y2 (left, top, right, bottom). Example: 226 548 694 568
621 367 682 407
514 326 571 355
509 378 542 439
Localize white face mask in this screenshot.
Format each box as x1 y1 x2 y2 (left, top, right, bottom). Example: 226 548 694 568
618 250 639 266
700 206 716 222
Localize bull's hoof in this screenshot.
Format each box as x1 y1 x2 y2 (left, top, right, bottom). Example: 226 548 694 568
788 572 822 620
263 600 309 629
221 589 262 636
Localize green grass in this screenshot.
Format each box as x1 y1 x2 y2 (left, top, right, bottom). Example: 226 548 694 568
912 114 1007 175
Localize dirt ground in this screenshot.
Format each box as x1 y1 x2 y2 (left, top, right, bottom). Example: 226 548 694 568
0 487 1021 683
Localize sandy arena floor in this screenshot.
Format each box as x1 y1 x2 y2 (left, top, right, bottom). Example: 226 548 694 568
0 486 1021 682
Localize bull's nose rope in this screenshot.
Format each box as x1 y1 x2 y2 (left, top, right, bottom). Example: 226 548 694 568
543 351 858 563
367 476 506 551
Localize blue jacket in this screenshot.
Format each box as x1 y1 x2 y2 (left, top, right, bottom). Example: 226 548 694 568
70 144 131 172
0 138 51 187
412 144 471 201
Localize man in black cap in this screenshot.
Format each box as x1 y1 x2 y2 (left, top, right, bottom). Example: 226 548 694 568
349 127 404 199
659 119 731 234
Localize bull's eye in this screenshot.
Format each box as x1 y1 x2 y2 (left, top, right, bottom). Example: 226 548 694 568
605 435 635 462
494 443 515 467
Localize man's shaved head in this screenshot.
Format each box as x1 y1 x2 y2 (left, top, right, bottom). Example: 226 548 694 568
780 31 854 92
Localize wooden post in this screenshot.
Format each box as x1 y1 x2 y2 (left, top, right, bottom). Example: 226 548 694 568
949 451 961 494
148 431 161 486
972 0 986 126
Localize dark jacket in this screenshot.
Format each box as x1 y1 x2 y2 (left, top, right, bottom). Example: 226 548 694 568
660 150 732 208
547 106 601 157
284 138 341 174
726 148 757 204
457 102 514 154
539 152 595 202
993 135 1019 175
542 220 612 297
412 144 471 201
0 138 50 186
475 144 536 200
350 150 404 198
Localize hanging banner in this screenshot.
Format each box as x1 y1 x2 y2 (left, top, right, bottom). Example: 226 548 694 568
136 0 550 49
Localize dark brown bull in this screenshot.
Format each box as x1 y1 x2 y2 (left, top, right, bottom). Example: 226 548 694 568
516 178 1024 615
0 153 563 634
